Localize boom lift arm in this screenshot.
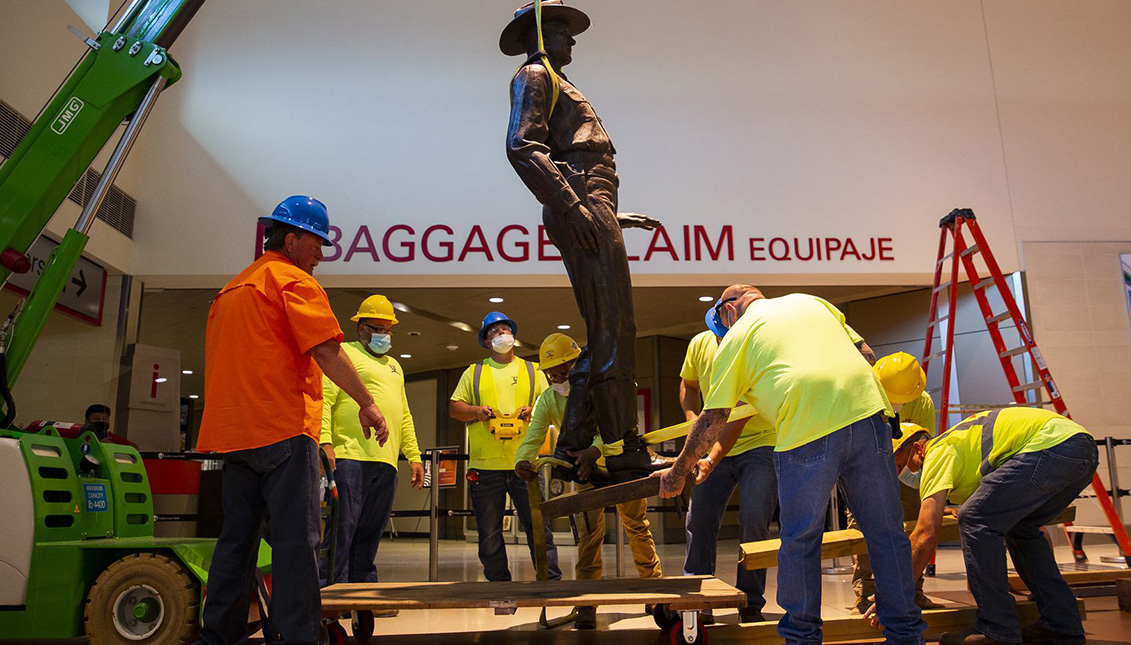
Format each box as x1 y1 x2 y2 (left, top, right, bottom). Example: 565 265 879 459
0 0 205 415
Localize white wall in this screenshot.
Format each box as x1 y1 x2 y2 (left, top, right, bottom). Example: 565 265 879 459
115 0 1131 288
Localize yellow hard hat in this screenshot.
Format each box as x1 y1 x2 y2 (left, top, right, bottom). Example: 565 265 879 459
539 333 581 370
874 352 926 404
351 295 399 324
893 421 930 453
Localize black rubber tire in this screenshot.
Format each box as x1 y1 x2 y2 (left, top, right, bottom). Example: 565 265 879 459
327 622 349 645
670 619 708 645
84 552 200 645
352 609 375 642
652 603 678 630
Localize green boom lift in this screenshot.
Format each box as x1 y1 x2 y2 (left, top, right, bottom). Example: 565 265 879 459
0 2 266 643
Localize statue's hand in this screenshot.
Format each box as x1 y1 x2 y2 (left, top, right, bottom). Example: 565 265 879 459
616 212 661 231
565 203 600 254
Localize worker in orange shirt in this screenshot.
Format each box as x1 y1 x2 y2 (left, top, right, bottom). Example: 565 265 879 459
194 196 389 645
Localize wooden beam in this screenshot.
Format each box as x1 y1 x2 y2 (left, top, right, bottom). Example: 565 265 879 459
723 600 1084 645
740 506 1076 570
320 575 745 615
538 475 660 518
1009 568 1131 593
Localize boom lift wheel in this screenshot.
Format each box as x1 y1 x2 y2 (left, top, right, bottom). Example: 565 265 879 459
352 609 375 642
84 552 200 644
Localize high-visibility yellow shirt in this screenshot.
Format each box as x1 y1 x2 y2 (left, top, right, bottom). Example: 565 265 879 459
920 408 1090 504
451 357 548 470
680 330 776 456
703 294 893 452
900 391 937 436
515 388 621 466
320 342 421 466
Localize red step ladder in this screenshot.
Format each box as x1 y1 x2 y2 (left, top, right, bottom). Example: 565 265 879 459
922 208 1130 566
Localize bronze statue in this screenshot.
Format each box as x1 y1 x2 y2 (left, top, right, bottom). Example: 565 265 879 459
502 1 657 482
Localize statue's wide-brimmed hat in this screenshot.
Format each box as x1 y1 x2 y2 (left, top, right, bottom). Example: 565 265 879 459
499 1 591 56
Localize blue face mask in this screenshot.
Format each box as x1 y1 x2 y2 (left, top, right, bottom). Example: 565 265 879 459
368 334 392 355
898 465 922 488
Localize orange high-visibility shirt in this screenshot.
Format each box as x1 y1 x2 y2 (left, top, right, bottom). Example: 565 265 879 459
197 251 344 453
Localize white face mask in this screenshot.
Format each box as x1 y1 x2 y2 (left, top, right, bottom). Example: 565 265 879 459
490 333 515 353
898 465 922 488
551 381 571 397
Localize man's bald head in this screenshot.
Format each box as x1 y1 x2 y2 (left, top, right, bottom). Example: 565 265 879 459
716 284 765 330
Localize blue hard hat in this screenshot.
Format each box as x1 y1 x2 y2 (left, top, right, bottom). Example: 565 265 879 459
478 311 518 346
258 195 333 246
705 298 729 338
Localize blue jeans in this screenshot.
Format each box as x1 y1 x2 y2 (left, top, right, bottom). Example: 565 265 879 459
958 433 1097 643
320 460 398 584
196 435 320 645
685 446 777 611
774 413 925 645
468 468 561 581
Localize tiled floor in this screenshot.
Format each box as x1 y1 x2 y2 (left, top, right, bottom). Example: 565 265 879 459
316 536 1131 643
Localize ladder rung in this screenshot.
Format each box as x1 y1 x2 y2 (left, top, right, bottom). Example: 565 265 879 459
974 277 996 291
947 402 1048 411
927 315 949 328
999 346 1030 359
932 281 952 294
936 252 954 267
960 243 981 258
986 312 1012 325
925 351 947 362
1013 381 1045 393
1064 526 1116 535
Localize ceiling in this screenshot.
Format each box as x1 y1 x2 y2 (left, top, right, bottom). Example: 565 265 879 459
138 283 915 400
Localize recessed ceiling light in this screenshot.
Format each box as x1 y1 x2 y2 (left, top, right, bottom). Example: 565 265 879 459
400 354 412 359
489 297 504 303
698 296 714 302
155 377 168 383
446 345 459 351
189 395 199 400
182 369 193 375
557 324 571 330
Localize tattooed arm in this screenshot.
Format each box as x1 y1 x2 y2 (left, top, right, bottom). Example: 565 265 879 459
654 408 733 497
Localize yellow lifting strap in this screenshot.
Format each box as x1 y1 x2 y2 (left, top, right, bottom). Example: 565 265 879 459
511 0 562 119
527 455 577 628
642 403 758 445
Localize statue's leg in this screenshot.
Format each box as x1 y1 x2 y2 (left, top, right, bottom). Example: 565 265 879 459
549 161 650 481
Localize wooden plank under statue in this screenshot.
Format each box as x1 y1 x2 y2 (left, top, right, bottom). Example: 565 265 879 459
739 506 1076 570
539 476 662 519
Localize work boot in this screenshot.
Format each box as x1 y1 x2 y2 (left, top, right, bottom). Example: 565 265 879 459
1021 622 1086 645
697 609 715 625
847 595 871 615
738 607 765 623
574 606 597 630
915 589 945 610
603 435 653 483
939 627 1009 645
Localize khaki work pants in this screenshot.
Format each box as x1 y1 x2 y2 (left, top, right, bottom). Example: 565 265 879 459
575 483 662 580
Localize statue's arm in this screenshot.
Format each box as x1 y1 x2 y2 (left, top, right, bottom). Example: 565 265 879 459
505 66 581 215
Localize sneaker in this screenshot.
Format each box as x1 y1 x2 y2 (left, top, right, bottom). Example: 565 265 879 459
574 606 597 630
738 607 766 623
1021 622 1086 645
939 627 1009 645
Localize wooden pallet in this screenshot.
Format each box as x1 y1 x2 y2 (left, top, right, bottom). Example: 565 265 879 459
320 575 745 616
724 600 1084 644
740 506 1076 570
1009 568 1131 593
